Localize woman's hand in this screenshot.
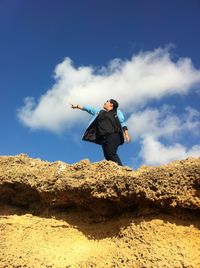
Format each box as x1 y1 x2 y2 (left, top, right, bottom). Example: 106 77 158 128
70 104 83 110
70 104 79 109
124 131 131 143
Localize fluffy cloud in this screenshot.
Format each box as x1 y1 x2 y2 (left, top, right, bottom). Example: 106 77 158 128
17 47 200 165
17 47 200 133
127 106 200 165
140 136 200 165
127 106 200 140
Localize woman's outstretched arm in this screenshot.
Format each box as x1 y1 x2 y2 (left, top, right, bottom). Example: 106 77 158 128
70 104 84 110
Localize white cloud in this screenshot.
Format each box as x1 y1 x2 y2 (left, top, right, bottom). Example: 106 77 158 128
17 47 200 166
140 136 200 165
17 47 200 133
127 106 200 140
127 106 200 165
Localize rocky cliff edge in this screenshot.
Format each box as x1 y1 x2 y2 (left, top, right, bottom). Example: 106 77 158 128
0 154 200 217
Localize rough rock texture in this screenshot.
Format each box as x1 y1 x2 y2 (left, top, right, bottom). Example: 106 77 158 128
0 154 200 268
0 154 200 215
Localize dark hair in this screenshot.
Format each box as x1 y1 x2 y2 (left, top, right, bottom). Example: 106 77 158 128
109 99 119 110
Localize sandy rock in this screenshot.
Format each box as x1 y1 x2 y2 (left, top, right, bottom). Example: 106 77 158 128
0 155 200 216
0 155 200 267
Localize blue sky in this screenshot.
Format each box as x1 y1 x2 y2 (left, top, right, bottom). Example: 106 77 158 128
0 0 200 168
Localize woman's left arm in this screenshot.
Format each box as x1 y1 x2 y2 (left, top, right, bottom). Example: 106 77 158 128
117 110 131 143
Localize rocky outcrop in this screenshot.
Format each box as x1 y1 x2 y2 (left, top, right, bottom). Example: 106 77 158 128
1 154 200 267
0 154 200 216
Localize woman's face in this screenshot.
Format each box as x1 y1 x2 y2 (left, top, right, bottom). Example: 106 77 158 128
103 100 113 111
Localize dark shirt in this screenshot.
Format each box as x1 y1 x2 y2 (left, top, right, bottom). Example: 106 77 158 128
97 110 121 136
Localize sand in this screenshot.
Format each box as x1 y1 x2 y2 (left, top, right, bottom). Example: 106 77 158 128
0 205 200 268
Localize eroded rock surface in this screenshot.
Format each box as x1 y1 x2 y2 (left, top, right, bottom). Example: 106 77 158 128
0 154 200 216
1 154 200 268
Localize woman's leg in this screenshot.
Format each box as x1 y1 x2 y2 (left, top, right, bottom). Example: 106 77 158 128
102 133 122 166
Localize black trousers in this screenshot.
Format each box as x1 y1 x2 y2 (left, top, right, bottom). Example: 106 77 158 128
100 133 122 166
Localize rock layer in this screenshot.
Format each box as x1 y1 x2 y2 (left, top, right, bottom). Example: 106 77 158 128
0 154 200 216
1 154 200 268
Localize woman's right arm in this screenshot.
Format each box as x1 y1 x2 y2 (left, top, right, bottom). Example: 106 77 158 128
70 104 97 115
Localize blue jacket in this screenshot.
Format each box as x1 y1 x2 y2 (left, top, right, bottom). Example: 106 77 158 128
82 105 127 145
